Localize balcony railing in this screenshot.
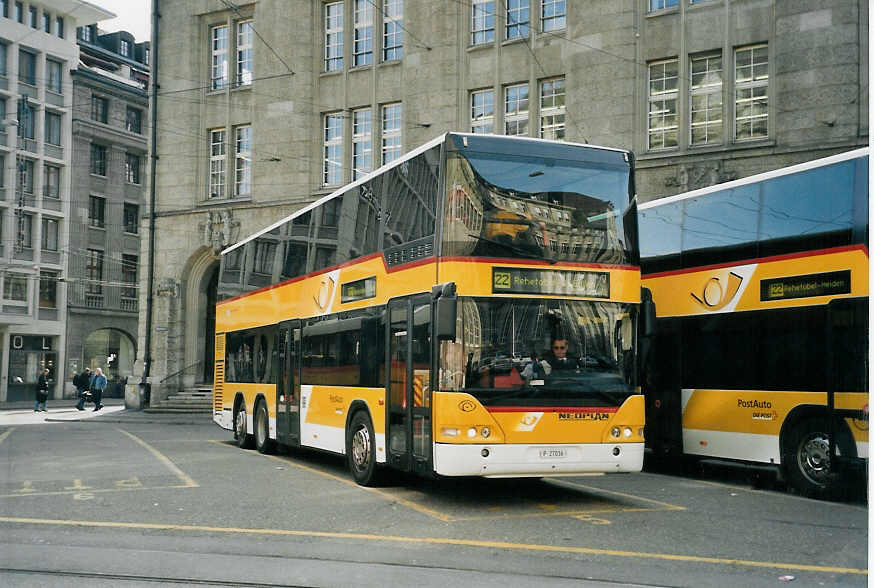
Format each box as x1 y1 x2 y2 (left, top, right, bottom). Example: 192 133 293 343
120 297 138 312
85 293 104 308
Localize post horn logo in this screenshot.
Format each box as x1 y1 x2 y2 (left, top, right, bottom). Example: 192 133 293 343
314 275 335 312
691 271 743 311
458 400 476 412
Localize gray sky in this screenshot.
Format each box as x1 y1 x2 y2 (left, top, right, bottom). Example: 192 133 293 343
93 0 150 43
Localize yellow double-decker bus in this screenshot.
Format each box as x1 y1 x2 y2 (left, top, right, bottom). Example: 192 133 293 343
639 148 868 496
214 133 646 485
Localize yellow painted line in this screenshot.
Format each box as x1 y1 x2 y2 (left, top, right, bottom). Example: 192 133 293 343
117 428 198 488
0 485 194 499
0 516 865 576
549 478 686 511
0 427 15 447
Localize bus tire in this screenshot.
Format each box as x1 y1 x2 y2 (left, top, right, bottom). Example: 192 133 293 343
347 410 382 486
234 401 254 449
783 415 851 497
254 400 276 454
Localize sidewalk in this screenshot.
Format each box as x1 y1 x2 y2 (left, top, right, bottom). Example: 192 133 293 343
0 397 211 425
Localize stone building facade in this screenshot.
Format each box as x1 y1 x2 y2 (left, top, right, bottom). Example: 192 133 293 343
66 25 149 398
144 0 868 403
0 0 113 402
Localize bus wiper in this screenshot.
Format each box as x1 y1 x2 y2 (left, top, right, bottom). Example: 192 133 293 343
467 233 556 263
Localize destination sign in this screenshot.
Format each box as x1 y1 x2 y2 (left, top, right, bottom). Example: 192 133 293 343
492 267 610 298
341 277 376 303
760 270 850 302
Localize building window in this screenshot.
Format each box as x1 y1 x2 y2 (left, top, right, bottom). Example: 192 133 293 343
86 249 103 296
471 89 494 134
690 53 723 146
0 0 7 18
43 165 60 198
4 274 26 301
0 43 7 77
122 255 138 300
647 59 678 149
27 5 35 28
352 108 372 180
471 0 495 45
89 196 105 228
18 159 33 193
80 25 91 43
382 103 402 164
41 217 58 251
44 111 61 146
541 0 566 32
90 144 107 176
144 47 150 65
324 2 344 72
18 49 35 85
18 213 32 249
504 84 529 136
14 1 21 23
539 77 565 140
55 16 63 38
120 39 130 56
735 44 768 141
234 125 251 197
506 0 529 40
383 0 403 61
211 24 229 90
124 203 139 234
47 59 62 93
20 99 34 139
41 10 50 33
39 271 57 308
649 0 678 10
125 153 141 184
322 198 341 227
209 129 226 199
91 96 108 123
323 113 344 186
353 0 373 67
236 20 254 86
126 107 142 134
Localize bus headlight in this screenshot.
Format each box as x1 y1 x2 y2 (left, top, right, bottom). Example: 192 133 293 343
442 428 459 437
467 427 477 439
624 427 633 438
611 426 621 438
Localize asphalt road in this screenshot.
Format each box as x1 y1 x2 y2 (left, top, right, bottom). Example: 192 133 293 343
0 412 867 587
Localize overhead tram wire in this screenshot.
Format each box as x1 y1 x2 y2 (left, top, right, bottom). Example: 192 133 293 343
218 0 295 75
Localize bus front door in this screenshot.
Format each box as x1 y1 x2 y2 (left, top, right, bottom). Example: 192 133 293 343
386 295 433 475
277 320 301 446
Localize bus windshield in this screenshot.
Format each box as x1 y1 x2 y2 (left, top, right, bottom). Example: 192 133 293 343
442 145 635 265
439 297 637 408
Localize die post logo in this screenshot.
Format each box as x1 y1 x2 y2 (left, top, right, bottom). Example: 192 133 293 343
691 271 743 311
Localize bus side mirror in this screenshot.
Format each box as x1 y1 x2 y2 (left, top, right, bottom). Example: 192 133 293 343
641 287 656 338
433 282 457 341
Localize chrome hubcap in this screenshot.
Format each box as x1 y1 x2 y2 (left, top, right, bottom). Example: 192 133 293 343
797 433 831 486
235 409 246 438
256 409 266 445
351 426 371 470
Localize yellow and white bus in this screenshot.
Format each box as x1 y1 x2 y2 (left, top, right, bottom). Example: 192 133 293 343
214 133 646 485
639 148 868 496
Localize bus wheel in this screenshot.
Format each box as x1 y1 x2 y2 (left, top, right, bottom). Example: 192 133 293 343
254 400 275 454
347 411 381 486
784 416 845 496
234 402 254 449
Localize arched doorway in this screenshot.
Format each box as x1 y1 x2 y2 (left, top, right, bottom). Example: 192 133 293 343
83 329 136 398
203 266 218 383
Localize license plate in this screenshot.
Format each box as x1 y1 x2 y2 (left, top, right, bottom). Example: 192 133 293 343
539 448 567 459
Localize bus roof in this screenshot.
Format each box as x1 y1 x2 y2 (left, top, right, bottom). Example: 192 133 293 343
638 147 869 211
222 133 631 255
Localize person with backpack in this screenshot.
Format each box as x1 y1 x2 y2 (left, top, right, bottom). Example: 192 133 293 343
74 367 92 411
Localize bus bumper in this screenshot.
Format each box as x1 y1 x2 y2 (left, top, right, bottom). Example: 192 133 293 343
432 442 644 477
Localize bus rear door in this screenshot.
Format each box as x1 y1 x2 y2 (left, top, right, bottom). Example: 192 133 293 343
277 320 301 446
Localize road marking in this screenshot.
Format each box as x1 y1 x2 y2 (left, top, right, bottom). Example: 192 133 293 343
0 516 865 576
548 478 686 511
117 428 198 488
0 484 195 499
0 427 15 447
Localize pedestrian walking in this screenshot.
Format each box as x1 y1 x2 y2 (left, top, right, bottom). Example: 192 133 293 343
34 368 50 412
89 367 107 411
74 367 92 411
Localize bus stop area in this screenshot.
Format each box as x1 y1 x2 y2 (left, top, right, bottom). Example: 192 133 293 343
0 415 866 587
